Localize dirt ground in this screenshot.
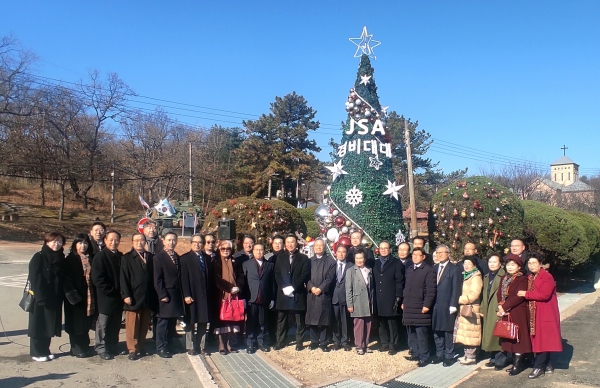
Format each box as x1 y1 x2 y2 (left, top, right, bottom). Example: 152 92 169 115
264 341 414 386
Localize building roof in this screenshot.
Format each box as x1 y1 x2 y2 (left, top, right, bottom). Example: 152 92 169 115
402 209 428 219
551 155 579 166
539 178 595 192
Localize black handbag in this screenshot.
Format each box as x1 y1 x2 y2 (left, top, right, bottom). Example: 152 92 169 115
65 289 83 305
19 278 34 312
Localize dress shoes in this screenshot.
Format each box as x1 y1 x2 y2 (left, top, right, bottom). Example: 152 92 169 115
187 349 199 356
309 343 319 350
320 345 330 353
75 351 92 359
443 358 456 367
258 345 270 353
404 355 419 362
99 352 113 360
343 344 352 352
272 344 284 351
388 349 397 356
246 348 256 354
119 350 129 356
332 343 341 351
528 368 545 379
219 350 228 355
128 352 140 361
545 364 554 374
484 361 496 368
431 356 444 365
157 350 172 358
295 344 303 351
417 359 431 368
379 345 389 352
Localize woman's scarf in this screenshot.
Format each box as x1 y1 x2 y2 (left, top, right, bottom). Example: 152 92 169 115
463 268 479 280
527 273 538 335
499 271 523 305
79 253 95 316
221 256 235 300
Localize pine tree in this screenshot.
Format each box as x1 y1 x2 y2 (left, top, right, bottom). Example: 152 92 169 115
320 54 406 249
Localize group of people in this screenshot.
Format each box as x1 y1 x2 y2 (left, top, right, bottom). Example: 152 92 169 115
27 223 562 379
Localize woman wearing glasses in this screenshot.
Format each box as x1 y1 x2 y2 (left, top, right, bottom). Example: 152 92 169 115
211 240 245 355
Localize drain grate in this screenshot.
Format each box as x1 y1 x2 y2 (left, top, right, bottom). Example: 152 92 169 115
381 381 432 388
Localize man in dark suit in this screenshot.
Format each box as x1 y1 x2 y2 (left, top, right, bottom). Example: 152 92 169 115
330 244 354 351
92 229 124 360
431 244 461 367
402 248 437 367
305 239 336 352
88 221 106 258
264 235 284 344
180 234 210 356
202 233 218 266
242 243 275 353
121 232 158 360
373 241 405 355
142 220 163 255
153 231 185 358
397 242 412 268
233 235 254 264
346 231 376 268
273 234 310 351
412 236 433 266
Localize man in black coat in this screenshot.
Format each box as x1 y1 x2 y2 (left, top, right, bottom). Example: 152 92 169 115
330 245 354 351
346 231 376 268
402 247 436 367
153 231 185 358
120 232 158 360
273 234 310 351
180 234 210 356
264 234 284 344
373 241 405 355
92 229 124 360
430 244 461 367
305 239 336 352
88 221 106 258
202 233 218 266
143 220 164 255
462 242 489 275
397 242 413 269
242 243 276 353
233 235 254 264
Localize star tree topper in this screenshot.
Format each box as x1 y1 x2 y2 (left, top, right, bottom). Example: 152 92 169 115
349 26 381 60
326 160 349 182
383 180 404 201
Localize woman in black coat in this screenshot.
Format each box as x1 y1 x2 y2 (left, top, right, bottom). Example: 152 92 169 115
210 240 245 355
63 234 95 358
28 232 66 362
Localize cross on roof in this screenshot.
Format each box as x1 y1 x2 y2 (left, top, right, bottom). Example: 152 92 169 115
561 145 568 155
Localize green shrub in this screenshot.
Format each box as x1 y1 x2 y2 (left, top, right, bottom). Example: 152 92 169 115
522 201 591 268
569 212 600 266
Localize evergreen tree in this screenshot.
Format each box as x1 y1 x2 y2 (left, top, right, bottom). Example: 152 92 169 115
320 54 406 249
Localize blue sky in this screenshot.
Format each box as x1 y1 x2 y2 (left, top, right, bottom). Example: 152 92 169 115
2 1 599 176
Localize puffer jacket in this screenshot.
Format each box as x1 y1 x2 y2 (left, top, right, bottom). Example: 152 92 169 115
454 270 483 346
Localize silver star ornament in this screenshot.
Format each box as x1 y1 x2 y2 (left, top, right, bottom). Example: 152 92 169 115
326 161 349 182
349 26 381 60
382 180 404 201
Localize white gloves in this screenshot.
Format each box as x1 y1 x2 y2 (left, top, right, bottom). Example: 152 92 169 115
231 287 240 294
282 286 295 297
269 300 275 309
449 306 457 314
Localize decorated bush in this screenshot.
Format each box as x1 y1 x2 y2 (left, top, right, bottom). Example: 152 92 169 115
203 197 307 245
429 176 524 258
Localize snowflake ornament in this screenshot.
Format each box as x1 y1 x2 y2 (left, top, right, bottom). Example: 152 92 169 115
345 185 363 208
395 230 406 245
360 74 371 85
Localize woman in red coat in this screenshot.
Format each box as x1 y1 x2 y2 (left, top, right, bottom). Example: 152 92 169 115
517 252 562 379
497 254 532 376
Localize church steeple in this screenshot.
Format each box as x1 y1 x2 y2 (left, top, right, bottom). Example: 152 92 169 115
551 154 579 186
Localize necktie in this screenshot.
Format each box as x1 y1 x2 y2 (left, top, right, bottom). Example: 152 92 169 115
289 253 294 265
437 264 445 283
337 263 343 282
198 254 205 273
168 251 179 270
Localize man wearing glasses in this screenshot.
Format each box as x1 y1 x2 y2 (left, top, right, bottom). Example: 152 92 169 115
431 245 461 367
373 241 404 355
202 234 217 265
180 234 210 356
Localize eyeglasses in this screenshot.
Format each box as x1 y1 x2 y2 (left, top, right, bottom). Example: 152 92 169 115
191 241 203 244
206 241 215 244
219 248 232 251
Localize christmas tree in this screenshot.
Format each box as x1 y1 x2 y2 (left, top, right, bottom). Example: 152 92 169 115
316 27 407 252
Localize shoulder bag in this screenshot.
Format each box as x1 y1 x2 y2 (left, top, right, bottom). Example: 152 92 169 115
19 278 34 312
219 294 245 321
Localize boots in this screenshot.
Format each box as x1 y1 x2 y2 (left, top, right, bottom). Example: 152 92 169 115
509 354 524 376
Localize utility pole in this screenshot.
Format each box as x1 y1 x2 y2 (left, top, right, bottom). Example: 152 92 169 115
110 161 115 224
188 142 193 202
404 120 418 239
268 177 272 199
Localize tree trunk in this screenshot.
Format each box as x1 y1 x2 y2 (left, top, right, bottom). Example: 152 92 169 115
40 176 45 206
59 181 65 221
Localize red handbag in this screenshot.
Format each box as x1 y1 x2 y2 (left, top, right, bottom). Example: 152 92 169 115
493 314 519 342
219 295 245 321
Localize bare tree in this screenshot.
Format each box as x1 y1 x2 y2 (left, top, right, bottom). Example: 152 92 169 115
479 162 548 200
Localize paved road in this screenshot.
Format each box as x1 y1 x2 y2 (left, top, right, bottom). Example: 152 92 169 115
459 297 600 388
0 242 201 388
